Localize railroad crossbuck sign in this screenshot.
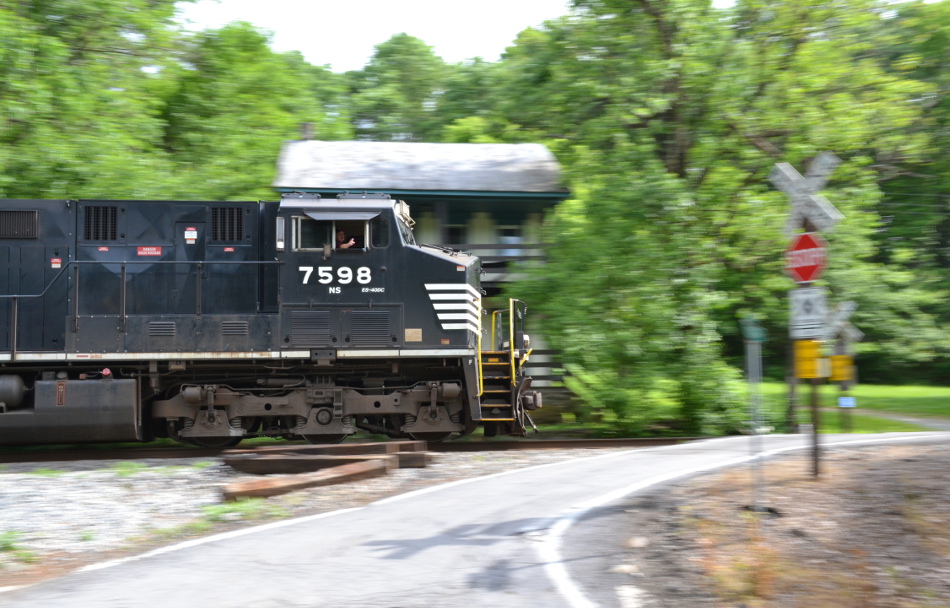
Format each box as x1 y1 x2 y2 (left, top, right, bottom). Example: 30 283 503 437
770 152 845 236
823 301 864 345
786 232 828 283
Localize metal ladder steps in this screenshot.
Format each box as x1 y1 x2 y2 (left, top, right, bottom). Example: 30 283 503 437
480 350 515 420
481 406 515 421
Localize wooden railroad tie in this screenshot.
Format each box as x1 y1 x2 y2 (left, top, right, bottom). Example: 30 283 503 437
223 452 431 475
220 441 433 501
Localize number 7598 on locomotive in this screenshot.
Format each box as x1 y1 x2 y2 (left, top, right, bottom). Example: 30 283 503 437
0 192 541 446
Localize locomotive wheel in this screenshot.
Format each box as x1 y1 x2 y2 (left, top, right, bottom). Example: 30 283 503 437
302 434 348 445
241 417 262 433
190 436 244 448
408 432 453 443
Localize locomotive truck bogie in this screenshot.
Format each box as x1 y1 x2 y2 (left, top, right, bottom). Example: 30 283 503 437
150 375 469 444
0 193 538 446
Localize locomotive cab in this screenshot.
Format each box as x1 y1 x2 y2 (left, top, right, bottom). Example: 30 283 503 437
263 192 484 443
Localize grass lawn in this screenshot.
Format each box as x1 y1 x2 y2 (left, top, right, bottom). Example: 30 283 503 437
813 411 929 433
533 382 948 437
756 382 949 433
836 384 950 417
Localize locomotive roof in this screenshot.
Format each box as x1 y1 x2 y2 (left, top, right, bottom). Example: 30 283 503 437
278 193 394 212
273 141 566 194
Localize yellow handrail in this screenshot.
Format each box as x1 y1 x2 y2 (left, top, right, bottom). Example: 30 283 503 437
477 295 484 397
508 298 516 386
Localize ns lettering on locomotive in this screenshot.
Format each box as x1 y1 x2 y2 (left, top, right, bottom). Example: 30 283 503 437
0 193 541 446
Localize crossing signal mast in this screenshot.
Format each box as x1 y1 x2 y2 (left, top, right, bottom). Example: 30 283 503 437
769 152 863 478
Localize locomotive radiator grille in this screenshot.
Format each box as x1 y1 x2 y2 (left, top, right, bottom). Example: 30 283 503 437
221 321 249 336
350 310 391 347
0 210 38 239
211 207 244 242
291 311 330 347
149 322 176 337
83 206 118 241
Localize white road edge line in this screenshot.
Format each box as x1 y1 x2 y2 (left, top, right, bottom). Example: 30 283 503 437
75 507 364 574
0 507 360 595
538 433 950 608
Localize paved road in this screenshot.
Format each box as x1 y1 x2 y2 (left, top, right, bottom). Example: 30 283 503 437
4 432 948 608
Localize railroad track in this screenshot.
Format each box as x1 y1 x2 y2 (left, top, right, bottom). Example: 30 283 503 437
0 436 701 464
0 436 707 506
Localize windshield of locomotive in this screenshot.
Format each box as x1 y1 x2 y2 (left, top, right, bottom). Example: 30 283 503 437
397 216 416 245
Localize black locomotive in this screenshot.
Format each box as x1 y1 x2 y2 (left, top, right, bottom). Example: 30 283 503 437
0 193 540 446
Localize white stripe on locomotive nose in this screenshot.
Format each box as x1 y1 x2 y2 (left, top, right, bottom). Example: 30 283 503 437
424 283 481 297
427 293 476 300
434 304 480 316
441 323 479 332
425 283 481 333
436 313 480 324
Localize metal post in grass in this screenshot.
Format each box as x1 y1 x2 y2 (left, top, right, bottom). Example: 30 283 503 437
811 376 820 477
793 339 823 478
831 334 859 433
741 316 766 511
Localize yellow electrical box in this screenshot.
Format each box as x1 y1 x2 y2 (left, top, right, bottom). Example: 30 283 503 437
830 354 855 382
794 340 824 379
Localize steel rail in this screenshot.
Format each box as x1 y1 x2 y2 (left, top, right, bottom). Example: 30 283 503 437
0 437 705 464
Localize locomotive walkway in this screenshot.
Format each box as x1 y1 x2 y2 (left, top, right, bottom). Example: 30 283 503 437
3 432 948 607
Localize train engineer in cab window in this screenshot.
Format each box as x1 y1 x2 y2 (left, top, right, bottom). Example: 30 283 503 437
336 229 355 249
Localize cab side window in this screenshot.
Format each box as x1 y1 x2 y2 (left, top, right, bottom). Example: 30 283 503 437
371 216 390 248
295 218 332 251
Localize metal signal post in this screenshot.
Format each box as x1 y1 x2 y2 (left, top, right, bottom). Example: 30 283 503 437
771 152 844 478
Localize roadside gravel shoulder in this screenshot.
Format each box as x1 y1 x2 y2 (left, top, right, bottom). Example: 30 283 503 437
611 443 950 607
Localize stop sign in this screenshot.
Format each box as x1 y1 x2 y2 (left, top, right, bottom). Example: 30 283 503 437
786 232 828 283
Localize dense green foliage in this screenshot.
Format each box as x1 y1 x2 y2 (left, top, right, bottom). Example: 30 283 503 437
3 0 950 433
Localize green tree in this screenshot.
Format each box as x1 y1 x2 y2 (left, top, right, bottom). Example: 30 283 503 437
159 22 352 200
0 0 186 198
705 0 942 381
504 0 942 430
347 33 447 141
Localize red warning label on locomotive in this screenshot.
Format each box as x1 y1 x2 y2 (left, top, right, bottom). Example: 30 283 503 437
137 246 163 257
50 258 62 268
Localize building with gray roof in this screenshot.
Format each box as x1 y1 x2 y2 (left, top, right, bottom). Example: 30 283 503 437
273 141 568 269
